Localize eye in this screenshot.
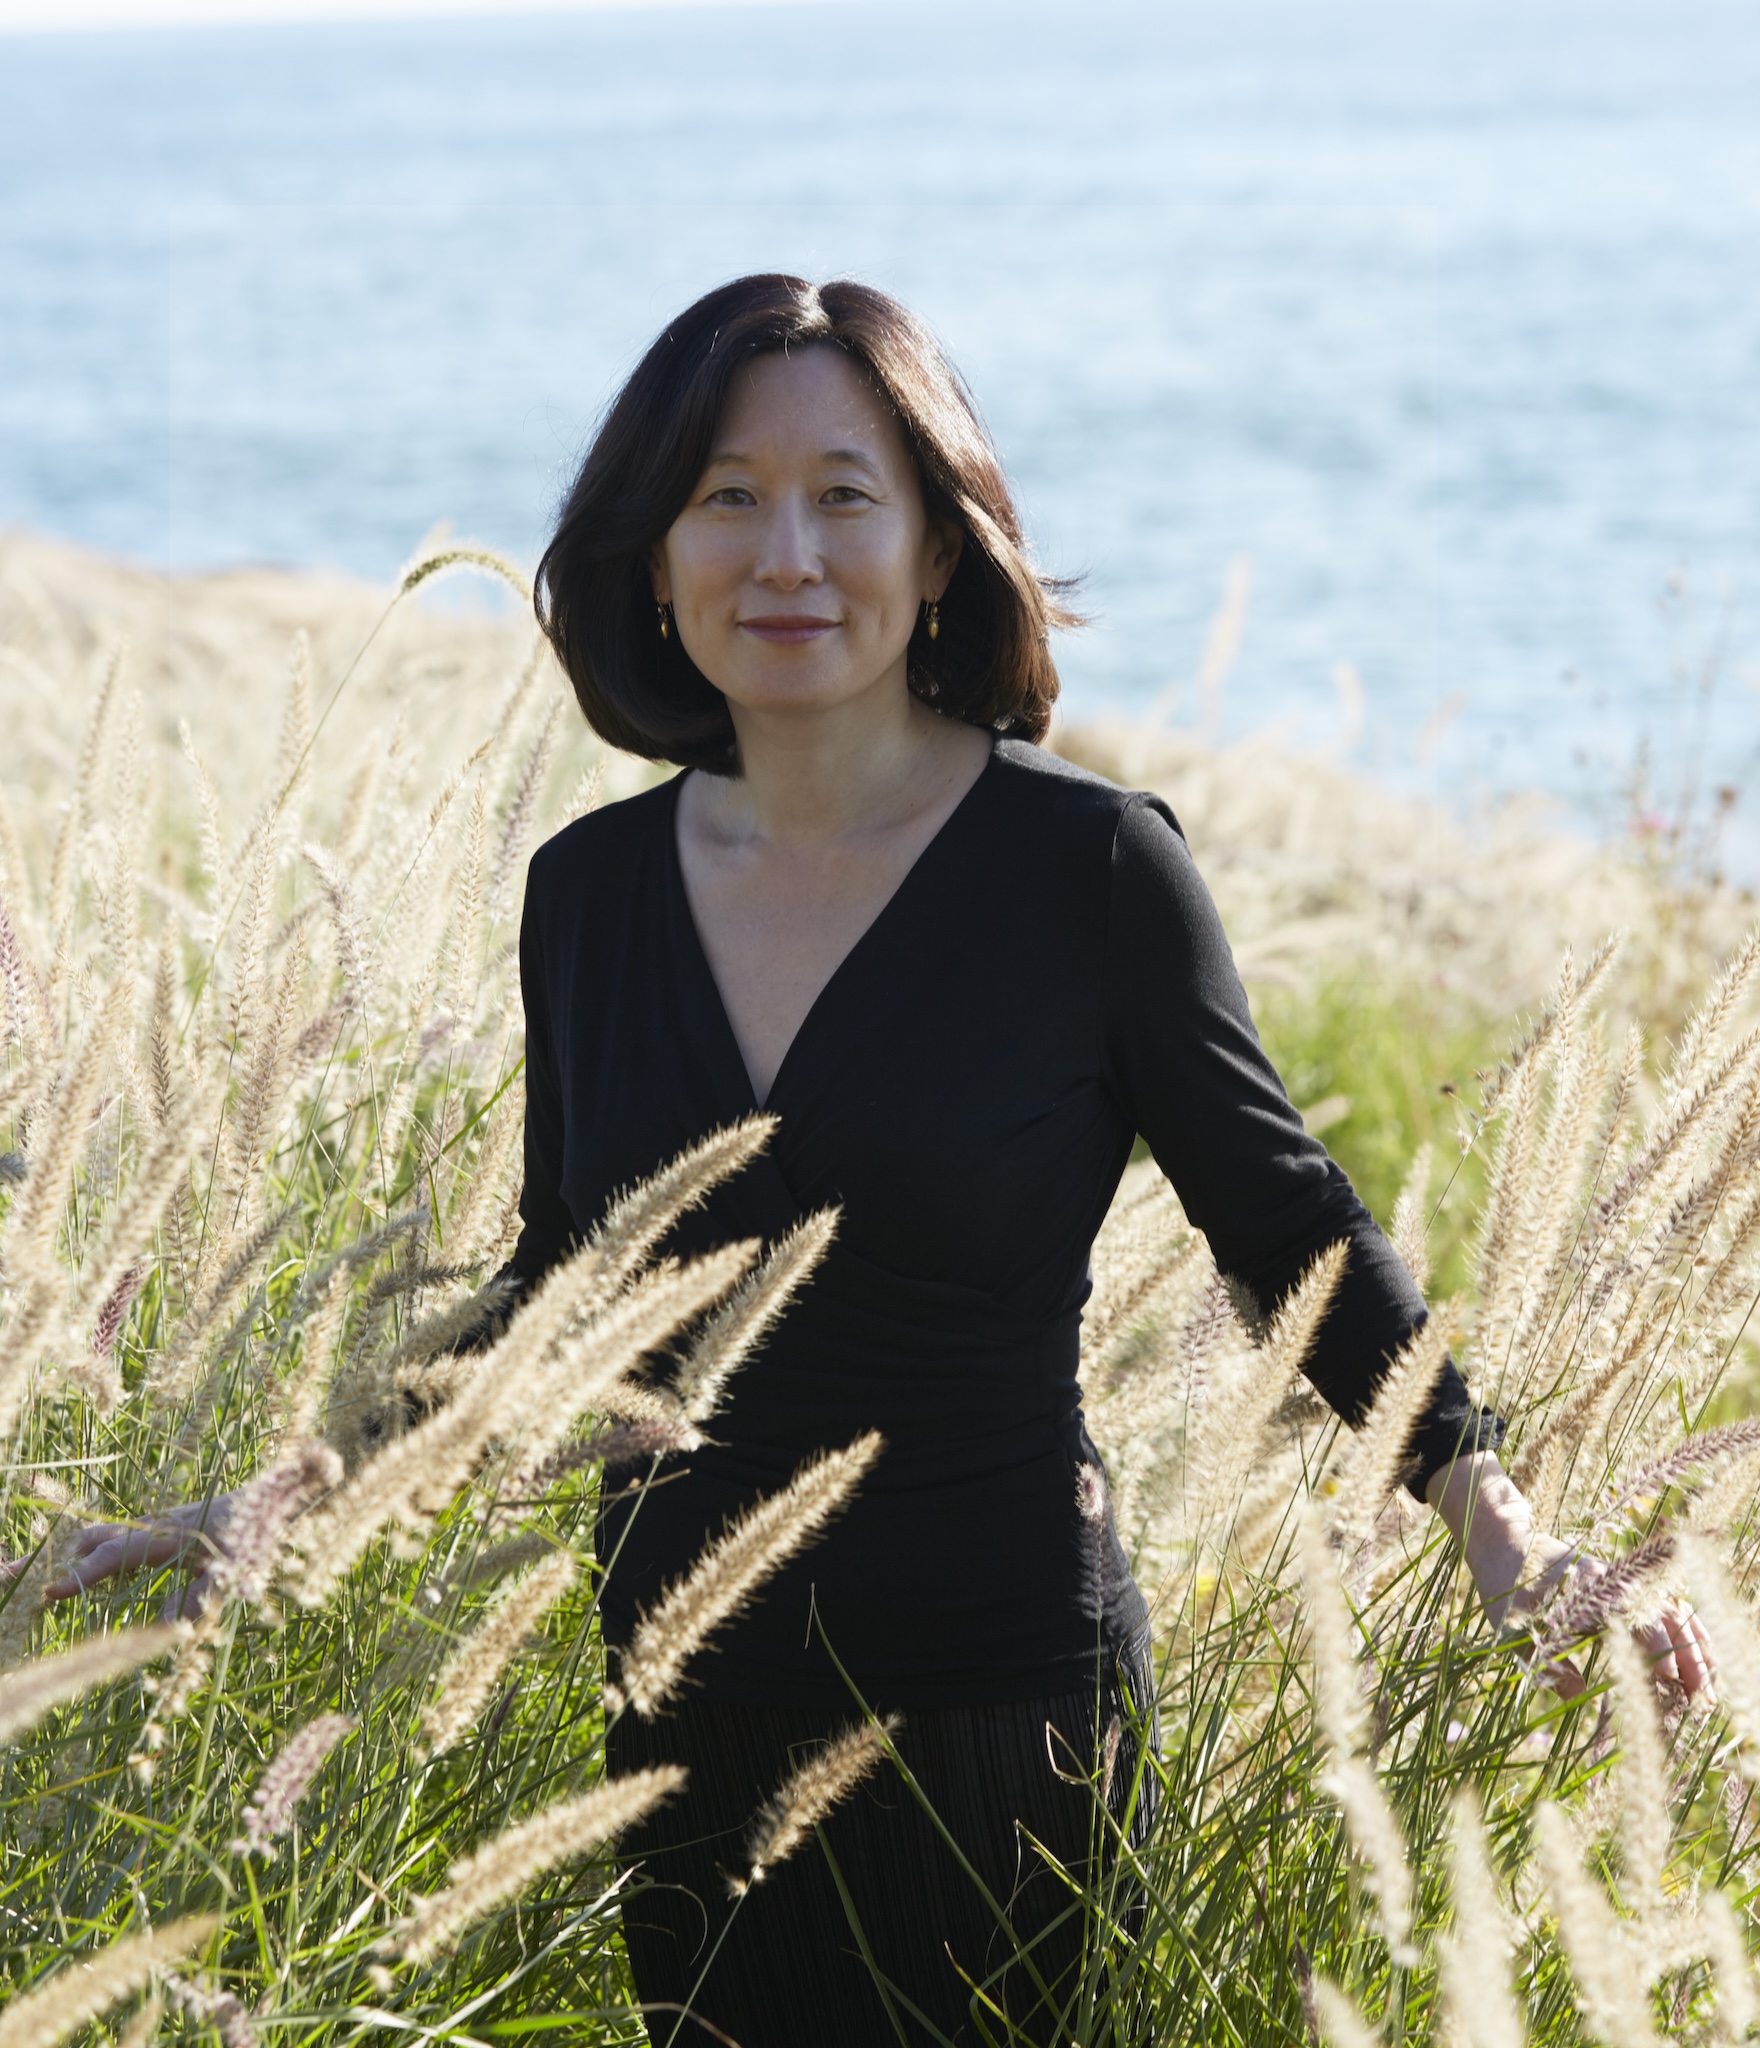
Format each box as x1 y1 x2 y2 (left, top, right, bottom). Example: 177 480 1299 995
822 485 872 506
705 485 755 507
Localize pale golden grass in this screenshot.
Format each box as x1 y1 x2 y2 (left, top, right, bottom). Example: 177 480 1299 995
382 1768 684 1967
8 535 1748 1052
1187 1247 1346 1536
395 543 533 607
0 1536 56 1673
1389 1142 1435 1293
1698 1889 1758 2043
1327 1310 1452 1552
162 1971 257 2048
1604 1623 1671 1920
3 539 1760 2045
1312 1976 1381 2048
671 1205 840 1423
1675 1535 1760 1781
1533 1800 1663 2048
1439 1791 1524 2048
211 1440 342 1610
730 1713 901 1895
0 1623 176 1745
420 1548 576 1756
234 1711 355 1853
113 1996 161 2048
273 1260 352 1448
0 1916 219 2048
1301 1512 1417 1965
452 1529 561 1592
581 1117 774 1306
288 1241 753 1605
612 1431 884 1718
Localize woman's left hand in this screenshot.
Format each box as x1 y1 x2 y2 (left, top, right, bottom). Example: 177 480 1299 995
1425 1453 1716 1703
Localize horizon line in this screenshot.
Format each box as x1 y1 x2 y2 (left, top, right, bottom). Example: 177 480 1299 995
0 0 858 34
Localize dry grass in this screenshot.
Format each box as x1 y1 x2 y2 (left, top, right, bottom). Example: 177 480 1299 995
2 533 1758 2045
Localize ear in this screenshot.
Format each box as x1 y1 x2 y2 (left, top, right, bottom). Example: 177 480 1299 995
924 518 964 601
646 541 671 606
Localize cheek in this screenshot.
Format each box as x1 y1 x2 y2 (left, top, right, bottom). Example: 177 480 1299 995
667 537 739 612
844 524 927 612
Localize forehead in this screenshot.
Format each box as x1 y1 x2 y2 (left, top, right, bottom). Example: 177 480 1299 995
711 346 909 468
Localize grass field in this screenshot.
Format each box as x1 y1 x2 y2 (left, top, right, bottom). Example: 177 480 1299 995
2 534 1758 2047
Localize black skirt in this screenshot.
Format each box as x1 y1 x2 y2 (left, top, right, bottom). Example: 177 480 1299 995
606 1635 1158 2048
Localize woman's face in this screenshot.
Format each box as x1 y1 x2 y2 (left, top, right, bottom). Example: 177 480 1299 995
651 345 961 721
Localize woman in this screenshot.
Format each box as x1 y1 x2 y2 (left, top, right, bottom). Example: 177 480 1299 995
39 275 1713 2046
513 273 1710 2040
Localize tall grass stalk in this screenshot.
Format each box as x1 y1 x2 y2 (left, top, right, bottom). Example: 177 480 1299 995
2 553 1758 2045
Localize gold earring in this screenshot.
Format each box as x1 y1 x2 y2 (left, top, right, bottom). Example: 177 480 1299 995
657 601 671 642
926 600 940 642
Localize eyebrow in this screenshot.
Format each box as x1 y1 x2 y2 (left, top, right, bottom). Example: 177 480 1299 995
704 447 886 477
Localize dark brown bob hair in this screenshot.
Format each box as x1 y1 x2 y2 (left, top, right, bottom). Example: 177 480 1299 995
535 274 1080 774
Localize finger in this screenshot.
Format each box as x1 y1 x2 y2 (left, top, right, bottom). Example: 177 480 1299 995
44 1532 167 1597
1635 1618 1681 1688
1666 1608 1714 1701
43 1528 189 1599
43 1540 134 1599
59 1524 146 1574
63 1522 119 1562
162 1566 219 1624
1545 1657 1586 1702
5 1518 143 1585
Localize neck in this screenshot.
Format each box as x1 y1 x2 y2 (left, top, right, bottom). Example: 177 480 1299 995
706 677 946 844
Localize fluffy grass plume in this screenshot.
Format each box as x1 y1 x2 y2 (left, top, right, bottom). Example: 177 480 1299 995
613 1431 884 1717
234 1711 355 1853
1697 1888 1758 2042
1439 1791 1524 2048
0 1624 176 1745
3 542 1760 2047
1301 1512 1417 1965
288 1242 752 1604
383 1768 684 1967
1532 1800 1662 2048
1675 1533 1760 1780
730 1713 902 1896
0 1916 219 2048
420 1549 576 1755
1312 1977 1381 2048
1603 1622 1672 1919
671 1205 840 1422
1327 1309 1452 1549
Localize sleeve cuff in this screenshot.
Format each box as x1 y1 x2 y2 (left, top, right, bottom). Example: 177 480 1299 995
1403 1394 1508 1499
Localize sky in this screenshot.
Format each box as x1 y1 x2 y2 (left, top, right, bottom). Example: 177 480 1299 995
0 0 832 29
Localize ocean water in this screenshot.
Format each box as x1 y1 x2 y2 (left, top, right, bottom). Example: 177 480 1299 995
2 0 1758 870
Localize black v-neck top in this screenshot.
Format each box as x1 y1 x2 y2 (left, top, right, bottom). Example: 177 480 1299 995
511 738 1499 1708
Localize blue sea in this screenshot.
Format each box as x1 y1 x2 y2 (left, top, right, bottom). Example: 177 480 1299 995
2 0 1757 870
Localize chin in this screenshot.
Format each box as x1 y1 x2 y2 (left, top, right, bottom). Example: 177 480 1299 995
722 671 877 717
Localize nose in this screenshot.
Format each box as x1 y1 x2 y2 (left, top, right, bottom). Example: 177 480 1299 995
753 491 822 591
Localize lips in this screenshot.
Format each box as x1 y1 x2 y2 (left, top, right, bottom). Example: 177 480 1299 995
738 615 839 644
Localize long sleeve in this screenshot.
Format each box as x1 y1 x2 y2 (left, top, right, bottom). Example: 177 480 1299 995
1100 792 1501 1494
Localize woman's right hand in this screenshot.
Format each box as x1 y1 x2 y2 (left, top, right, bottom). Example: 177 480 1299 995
1427 1452 1716 1702
2 1494 240 1621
